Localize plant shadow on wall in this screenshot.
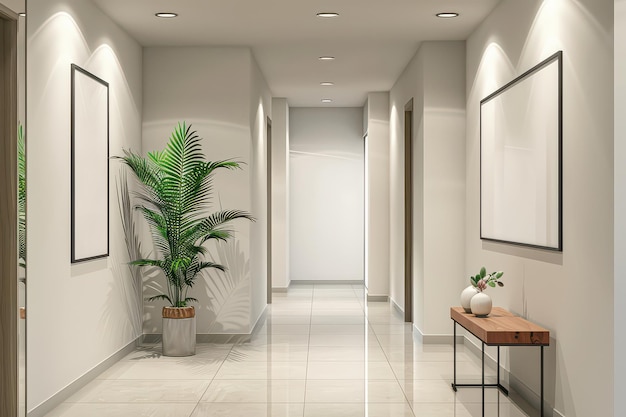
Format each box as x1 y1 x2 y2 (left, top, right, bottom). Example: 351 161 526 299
203 237 251 333
115 122 253 356
107 170 144 337
18 123 25 275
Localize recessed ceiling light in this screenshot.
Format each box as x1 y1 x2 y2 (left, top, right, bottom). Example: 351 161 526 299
317 12 339 18
320 82 334 86
318 56 335 61
436 12 459 18
18 12 26 17
321 99 333 103
155 12 178 18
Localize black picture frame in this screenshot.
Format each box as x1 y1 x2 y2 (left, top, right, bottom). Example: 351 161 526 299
71 64 110 263
480 51 563 251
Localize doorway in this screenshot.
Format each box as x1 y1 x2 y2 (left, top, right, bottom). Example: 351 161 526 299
0 3 19 416
404 99 413 323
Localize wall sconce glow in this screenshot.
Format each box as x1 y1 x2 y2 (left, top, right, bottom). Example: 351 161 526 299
318 56 335 61
317 12 339 18
320 82 334 86
321 99 333 103
436 12 459 18
155 12 178 18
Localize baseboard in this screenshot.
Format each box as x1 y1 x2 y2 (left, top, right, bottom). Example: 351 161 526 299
390 298 404 315
462 337 499 372
412 324 464 345
144 332 252 344
144 306 269 345
290 280 363 285
272 287 289 293
28 336 141 417
367 294 389 302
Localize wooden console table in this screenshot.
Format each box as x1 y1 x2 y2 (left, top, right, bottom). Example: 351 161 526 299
450 307 549 417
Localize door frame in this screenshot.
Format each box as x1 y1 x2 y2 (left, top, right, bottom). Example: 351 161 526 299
404 99 413 323
0 3 19 416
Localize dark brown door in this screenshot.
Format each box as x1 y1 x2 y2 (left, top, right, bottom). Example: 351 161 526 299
404 99 413 323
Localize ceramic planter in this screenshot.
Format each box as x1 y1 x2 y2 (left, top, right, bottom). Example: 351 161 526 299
470 292 492 317
162 306 196 357
460 286 479 313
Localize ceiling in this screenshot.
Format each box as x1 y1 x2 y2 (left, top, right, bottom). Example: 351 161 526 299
93 0 501 107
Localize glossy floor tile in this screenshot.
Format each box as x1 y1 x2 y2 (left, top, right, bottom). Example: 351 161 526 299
45 283 535 417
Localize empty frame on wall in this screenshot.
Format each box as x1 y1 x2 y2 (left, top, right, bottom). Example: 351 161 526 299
480 51 563 251
71 64 110 262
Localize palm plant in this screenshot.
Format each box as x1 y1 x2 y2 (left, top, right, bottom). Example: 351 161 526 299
116 122 253 308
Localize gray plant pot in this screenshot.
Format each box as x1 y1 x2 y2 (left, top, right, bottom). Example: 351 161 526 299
162 307 196 357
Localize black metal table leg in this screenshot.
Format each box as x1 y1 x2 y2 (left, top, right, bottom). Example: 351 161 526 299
482 341 485 417
497 346 500 384
452 321 457 391
540 346 543 417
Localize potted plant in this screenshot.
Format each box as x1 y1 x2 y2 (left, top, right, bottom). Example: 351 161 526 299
460 267 504 316
116 122 253 356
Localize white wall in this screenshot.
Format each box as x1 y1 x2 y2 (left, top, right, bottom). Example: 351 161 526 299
422 43 466 335
389 42 466 333
615 0 625 415
249 56 272 322
271 98 290 289
364 93 390 298
466 1 613 415
389 51 424 315
27 0 142 411
289 107 364 281
142 47 270 335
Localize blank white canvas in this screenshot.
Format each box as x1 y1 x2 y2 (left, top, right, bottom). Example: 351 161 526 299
73 68 108 261
481 58 560 249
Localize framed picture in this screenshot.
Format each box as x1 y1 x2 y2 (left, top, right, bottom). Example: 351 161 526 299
480 51 563 251
71 64 110 262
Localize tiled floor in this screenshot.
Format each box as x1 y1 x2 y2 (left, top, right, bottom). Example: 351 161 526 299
45 284 531 417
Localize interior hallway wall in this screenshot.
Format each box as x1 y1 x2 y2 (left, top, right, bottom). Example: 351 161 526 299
615 0 625 415
389 42 466 334
142 46 271 335
364 93 390 298
271 98 290 290
27 0 143 412
289 107 364 282
466 0 613 415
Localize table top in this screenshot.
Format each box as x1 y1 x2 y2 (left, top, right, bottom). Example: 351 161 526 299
450 307 549 346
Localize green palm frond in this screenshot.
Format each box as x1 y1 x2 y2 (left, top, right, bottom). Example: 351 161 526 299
116 122 253 307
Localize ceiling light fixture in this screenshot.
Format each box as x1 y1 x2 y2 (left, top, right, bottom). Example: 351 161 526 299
320 82 334 86
155 12 178 18
318 56 335 61
436 12 459 18
321 99 333 103
317 12 339 18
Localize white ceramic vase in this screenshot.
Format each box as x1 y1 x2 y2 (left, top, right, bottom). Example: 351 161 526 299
460 285 479 313
470 292 492 317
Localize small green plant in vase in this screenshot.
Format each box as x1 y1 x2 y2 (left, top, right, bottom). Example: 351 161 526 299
460 267 504 316
470 267 504 292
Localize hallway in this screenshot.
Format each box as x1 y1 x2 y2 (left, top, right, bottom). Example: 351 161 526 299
45 284 526 417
